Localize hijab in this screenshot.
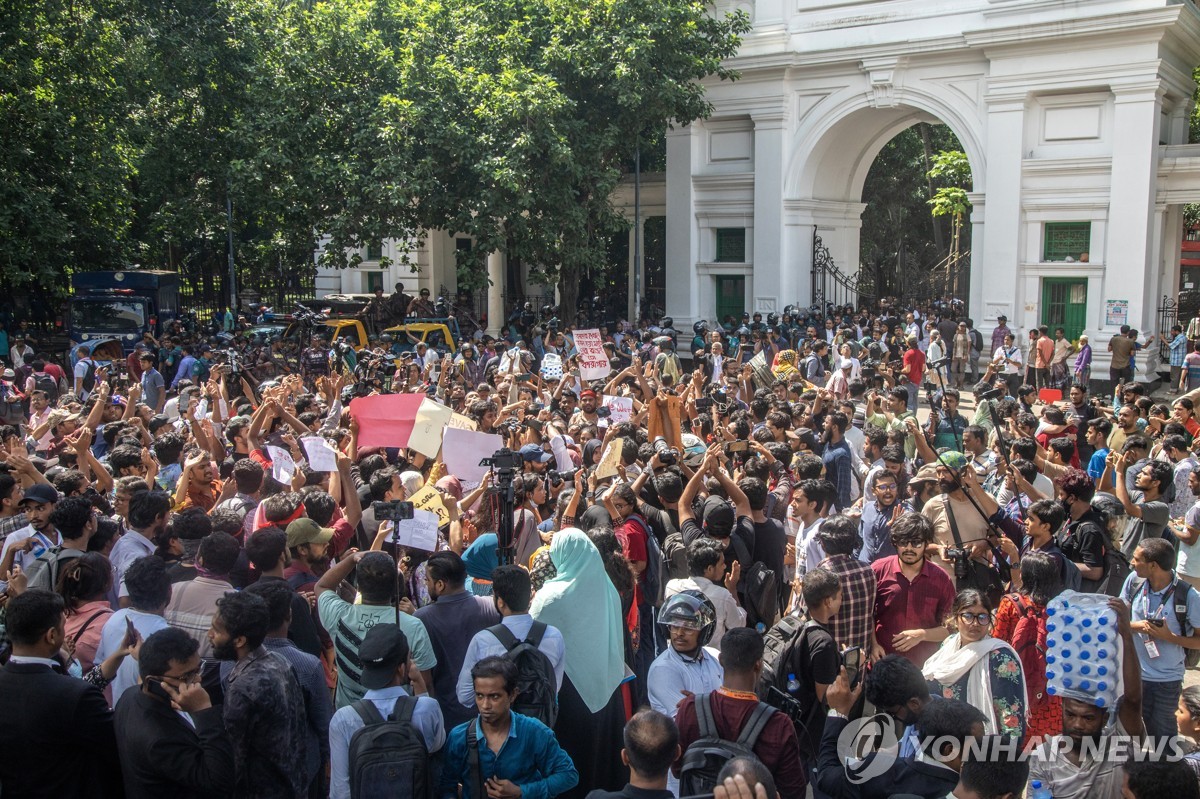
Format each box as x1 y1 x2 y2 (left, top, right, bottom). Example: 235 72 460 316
530 528 626 713
462 533 500 596
583 438 603 468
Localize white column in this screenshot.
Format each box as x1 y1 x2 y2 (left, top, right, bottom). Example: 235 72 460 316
487 250 505 336
967 193 986 322
752 109 788 313
665 125 699 326
979 94 1026 330
1105 86 1164 335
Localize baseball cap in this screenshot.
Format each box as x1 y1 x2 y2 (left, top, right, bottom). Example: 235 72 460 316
148 415 172 433
358 624 411 690
909 464 940 485
519 444 553 464
20 484 59 506
286 518 334 548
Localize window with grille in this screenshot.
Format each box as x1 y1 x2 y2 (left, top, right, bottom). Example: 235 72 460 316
715 228 746 263
1042 222 1091 262
366 242 383 260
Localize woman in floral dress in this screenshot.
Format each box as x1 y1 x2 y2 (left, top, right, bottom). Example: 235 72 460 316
922 589 1029 741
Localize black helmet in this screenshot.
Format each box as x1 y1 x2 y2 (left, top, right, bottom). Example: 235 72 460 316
657 590 717 648
693 320 708 336
735 325 752 337
659 316 674 329
766 313 780 326
542 304 556 317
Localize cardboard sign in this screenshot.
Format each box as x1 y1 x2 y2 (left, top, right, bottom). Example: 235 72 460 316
442 427 504 490
595 441 623 480
265 445 296 484
574 329 610 381
300 436 339 472
349 394 427 449
408 398 454 459
603 395 633 424
408 484 449 526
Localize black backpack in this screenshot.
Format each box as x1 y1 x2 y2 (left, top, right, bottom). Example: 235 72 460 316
743 561 778 630
79 359 98 394
755 612 815 702
348 695 432 799
33 373 59 403
1094 542 1132 598
679 693 772 796
487 622 558 727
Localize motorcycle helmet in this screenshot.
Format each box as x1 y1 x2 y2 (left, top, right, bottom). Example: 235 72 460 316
766 313 780 327
693 320 708 336
657 590 717 649
735 325 752 337
659 316 674 329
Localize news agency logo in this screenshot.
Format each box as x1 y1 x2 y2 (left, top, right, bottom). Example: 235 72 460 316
835 714 899 783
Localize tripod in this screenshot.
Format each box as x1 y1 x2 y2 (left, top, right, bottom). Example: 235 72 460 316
480 449 522 566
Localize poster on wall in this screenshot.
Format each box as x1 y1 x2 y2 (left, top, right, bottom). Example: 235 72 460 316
1105 299 1129 328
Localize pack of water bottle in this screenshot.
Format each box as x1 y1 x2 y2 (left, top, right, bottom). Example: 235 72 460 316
1043 590 1123 708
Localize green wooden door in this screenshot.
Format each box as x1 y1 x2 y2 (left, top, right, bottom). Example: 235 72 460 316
715 276 745 323
1041 278 1087 340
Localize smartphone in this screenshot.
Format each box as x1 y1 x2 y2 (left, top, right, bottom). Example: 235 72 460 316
695 397 713 411
725 440 749 454
843 645 863 689
1149 618 1165 628
144 675 174 702
516 373 533 382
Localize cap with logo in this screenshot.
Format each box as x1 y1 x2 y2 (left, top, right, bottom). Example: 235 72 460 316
518 444 553 464
286 518 334 548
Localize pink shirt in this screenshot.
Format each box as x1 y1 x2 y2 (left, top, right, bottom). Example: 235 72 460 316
65 600 114 673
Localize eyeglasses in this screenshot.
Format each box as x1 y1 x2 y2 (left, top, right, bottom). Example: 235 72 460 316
957 612 994 627
891 539 923 550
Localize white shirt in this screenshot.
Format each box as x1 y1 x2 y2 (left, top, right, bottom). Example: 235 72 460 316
96 608 170 703
798 518 826 576
994 345 1021 375
455 614 566 708
328 687 445 799
646 645 723 718
665 576 745 649
109 528 156 599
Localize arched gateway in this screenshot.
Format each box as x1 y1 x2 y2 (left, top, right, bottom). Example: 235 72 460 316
665 0 1200 373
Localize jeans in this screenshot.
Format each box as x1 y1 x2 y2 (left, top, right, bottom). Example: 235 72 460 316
905 381 918 412
1142 679 1183 741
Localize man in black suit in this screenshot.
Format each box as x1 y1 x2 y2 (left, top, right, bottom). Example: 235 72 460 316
585 709 679 799
0 588 122 798
114 627 235 798
815 669 985 799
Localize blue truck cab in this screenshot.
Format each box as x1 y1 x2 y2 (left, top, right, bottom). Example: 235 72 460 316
68 270 180 356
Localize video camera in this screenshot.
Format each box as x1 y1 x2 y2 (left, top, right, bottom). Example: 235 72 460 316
653 435 679 466
372 500 415 522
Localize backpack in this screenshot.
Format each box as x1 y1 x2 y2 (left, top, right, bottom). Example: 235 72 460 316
1093 542 1131 598
79 359 98 394
755 612 815 703
1007 594 1049 700
743 561 778 631
679 693 773 796
32 373 59 403
663 532 689 581
347 695 432 799
1123 578 1200 669
26 547 82 593
0 384 23 425
487 622 558 727
970 329 984 353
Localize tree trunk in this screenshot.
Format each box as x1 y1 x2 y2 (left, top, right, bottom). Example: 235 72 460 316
918 124 947 259
558 263 579 327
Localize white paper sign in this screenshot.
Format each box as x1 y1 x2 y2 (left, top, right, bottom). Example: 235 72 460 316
499 347 522 374
266 445 296 484
541 352 563 380
300 436 339 472
408 398 453 459
595 441 623 480
574 329 610 381
602 395 633 424
382 509 441 553
442 427 505 490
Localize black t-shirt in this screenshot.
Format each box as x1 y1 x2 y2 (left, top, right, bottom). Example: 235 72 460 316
681 517 753 578
638 501 677 548
1059 509 1108 591
787 620 840 760
752 517 787 594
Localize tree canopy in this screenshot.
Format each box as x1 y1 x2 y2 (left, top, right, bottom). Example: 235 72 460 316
0 0 749 321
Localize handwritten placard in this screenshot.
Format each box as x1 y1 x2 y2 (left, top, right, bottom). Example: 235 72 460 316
574 329 610 381
408 398 453 459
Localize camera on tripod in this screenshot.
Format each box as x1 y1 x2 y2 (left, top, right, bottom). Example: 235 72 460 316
372 500 415 522
653 436 679 466
480 449 523 472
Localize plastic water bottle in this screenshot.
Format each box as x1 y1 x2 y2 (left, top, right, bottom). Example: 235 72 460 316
1030 779 1053 799
1047 620 1057 632
786 673 800 694
755 622 766 634
1096 665 1109 676
1062 631 1073 642
1096 681 1108 693
1078 679 1092 691
1046 669 1056 681
1097 631 1109 643
1081 633 1092 644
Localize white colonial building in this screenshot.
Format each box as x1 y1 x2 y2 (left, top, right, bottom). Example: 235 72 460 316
666 0 1200 374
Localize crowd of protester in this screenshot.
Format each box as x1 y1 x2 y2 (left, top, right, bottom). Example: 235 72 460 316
3 297 1200 799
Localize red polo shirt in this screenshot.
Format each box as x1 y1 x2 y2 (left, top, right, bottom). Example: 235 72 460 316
871 555 956 666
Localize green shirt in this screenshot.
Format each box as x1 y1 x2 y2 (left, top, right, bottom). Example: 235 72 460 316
318 591 438 708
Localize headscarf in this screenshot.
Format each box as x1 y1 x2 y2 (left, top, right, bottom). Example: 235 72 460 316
582 438 604 468
530 528 626 713
772 349 801 381
399 470 424 497
462 533 500 596
922 634 1028 737
435 475 463 502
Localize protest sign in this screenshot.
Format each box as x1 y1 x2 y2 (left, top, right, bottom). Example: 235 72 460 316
408 398 453 459
574 329 610 381
384 510 440 553
265 446 296 484
300 436 339 472
595 441 623 480
442 427 504 490
602 395 633 424
408 485 449 526
348 394 426 449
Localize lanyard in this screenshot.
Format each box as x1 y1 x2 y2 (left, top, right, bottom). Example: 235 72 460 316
1139 579 1177 621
